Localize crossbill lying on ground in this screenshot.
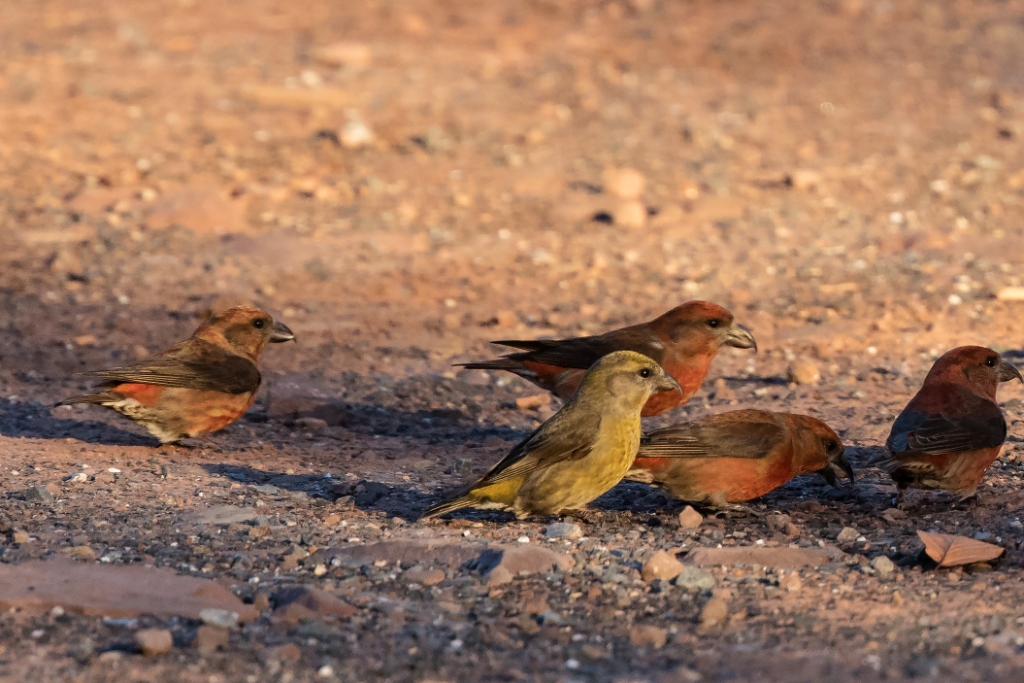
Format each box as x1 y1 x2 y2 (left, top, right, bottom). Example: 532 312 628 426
459 300 756 417
625 409 853 507
871 346 1022 506
57 306 295 444
422 351 681 520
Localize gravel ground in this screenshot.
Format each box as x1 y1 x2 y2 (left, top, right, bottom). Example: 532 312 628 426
4 0 1024 681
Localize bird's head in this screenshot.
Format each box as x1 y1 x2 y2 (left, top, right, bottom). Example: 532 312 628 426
581 350 681 410
791 415 855 489
654 300 757 353
924 346 1023 398
194 305 295 360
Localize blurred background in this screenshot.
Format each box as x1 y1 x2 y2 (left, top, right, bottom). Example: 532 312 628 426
2 0 1024 398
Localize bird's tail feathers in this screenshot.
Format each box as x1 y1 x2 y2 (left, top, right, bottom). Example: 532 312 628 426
420 496 475 520
454 359 522 371
53 391 117 408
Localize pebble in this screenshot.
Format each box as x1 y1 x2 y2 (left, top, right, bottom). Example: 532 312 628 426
641 550 684 582
199 607 239 629
779 571 802 593
614 200 647 229
544 522 583 540
836 527 860 543
515 394 551 410
340 114 375 149
194 624 229 654
872 556 896 577
23 485 55 503
788 360 821 385
766 513 792 531
314 41 371 68
473 545 575 586
135 628 173 656
260 642 301 665
678 506 703 529
699 596 729 627
673 565 716 591
789 169 820 190
404 566 446 586
629 624 668 648
293 417 328 431
603 167 646 199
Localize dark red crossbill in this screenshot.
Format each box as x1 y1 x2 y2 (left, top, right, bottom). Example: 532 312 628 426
460 300 755 417
626 409 852 507
423 351 681 519
58 306 294 444
872 346 1022 506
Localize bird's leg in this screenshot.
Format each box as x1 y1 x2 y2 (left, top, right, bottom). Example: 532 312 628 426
894 486 908 510
954 488 979 509
561 507 601 525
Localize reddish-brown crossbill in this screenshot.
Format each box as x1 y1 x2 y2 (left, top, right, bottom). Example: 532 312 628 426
58 306 294 443
872 346 1022 506
626 409 852 506
460 300 756 417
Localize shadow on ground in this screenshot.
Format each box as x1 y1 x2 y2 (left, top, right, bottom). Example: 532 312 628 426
0 400 157 446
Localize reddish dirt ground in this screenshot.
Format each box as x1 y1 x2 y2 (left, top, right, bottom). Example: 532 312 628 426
5 0 1024 681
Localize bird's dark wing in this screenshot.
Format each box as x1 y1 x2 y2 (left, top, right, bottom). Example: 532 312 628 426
639 410 785 459
470 409 602 487
81 340 261 395
884 394 1006 458
489 325 665 370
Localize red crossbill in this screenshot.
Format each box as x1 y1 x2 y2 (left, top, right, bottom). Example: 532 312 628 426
626 409 852 507
460 301 755 417
872 346 1022 506
58 306 294 444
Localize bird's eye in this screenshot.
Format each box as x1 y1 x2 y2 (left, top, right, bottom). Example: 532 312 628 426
707 319 720 328
639 368 652 378
252 319 265 329
985 356 997 367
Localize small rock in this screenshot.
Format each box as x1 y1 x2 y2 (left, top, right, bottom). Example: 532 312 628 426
678 506 703 529
686 546 833 569
766 513 792 532
699 596 729 627
997 286 1024 301
787 360 820 385
892 591 905 607
789 169 820 191
515 394 551 410
836 527 860 543
293 417 327 431
23 486 54 503
322 514 342 527
0 516 10 534
260 642 301 665
872 556 896 577
662 666 703 682
472 545 574 586
253 594 271 612
135 628 173 656
603 167 647 199
673 565 716 591
194 625 229 654
404 566 446 586
614 200 647 229
641 550 684 582
629 624 667 649
314 41 371 68
544 522 583 540
12 531 29 544
779 571 802 592
339 114 375 149
271 586 358 625
184 506 259 526
97 651 123 665
199 608 238 629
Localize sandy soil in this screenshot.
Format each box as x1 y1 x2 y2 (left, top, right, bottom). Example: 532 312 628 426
4 0 1024 681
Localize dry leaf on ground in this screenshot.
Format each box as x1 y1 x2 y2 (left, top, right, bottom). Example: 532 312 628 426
917 531 1004 568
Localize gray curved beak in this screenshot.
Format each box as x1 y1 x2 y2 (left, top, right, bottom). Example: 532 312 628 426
998 360 1023 384
270 321 296 343
656 374 682 395
725 324 757 352
817 448 855 488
